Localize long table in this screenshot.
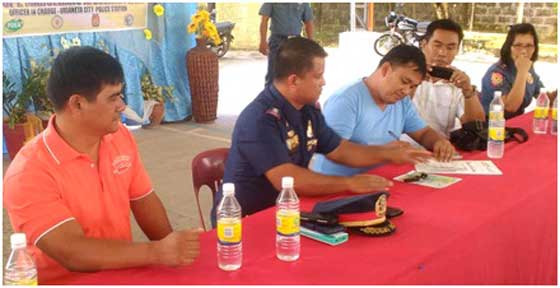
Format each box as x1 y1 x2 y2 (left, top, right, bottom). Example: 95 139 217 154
48 112 557 285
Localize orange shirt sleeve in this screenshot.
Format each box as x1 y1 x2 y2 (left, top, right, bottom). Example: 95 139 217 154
3 170 74 246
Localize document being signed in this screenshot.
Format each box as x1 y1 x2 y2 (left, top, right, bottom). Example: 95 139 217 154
414 160 502 175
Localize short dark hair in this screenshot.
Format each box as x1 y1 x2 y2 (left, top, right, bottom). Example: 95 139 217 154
500 23 539 67
47 46 124 111
274 37 328 80
378 44 427 77
423 19 464 44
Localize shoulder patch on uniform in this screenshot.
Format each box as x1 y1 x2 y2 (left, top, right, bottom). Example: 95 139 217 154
491 72 504 87
265 107 281 120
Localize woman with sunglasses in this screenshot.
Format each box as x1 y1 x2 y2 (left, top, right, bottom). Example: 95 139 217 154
480 23 554 119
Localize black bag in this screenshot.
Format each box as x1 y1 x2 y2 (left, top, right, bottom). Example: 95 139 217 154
450 120 529 151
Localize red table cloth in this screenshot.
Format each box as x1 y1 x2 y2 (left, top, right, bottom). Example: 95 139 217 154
48 112 557 285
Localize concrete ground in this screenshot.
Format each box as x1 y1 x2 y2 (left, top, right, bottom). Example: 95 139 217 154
2 34 558 270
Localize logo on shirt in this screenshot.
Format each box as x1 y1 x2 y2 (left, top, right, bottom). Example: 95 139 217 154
490 72 504 87
112 155 132 175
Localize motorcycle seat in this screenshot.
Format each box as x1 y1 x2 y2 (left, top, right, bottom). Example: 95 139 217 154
416 21 430 33
215 21 234 31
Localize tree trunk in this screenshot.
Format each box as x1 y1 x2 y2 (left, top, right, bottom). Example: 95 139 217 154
516 2 524 23
432 3 449 19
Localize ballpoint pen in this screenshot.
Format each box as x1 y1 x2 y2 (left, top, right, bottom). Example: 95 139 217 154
388 130 400 141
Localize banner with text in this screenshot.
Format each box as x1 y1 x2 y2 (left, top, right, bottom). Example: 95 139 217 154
3 2 147 37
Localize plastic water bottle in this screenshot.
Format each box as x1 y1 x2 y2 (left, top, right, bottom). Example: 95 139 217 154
4 233 38 285
551 96 557 135
533 88 550 134
216 183 242 271
487 91 505 159
276 176 300 261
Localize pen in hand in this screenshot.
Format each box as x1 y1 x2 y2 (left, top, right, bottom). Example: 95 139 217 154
388 130 400 141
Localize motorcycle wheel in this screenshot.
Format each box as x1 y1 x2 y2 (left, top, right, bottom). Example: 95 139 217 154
374 33 403 56
215 35 231 58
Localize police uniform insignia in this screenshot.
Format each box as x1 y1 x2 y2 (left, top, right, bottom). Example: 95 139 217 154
306 120 317 151
527 73 534 84
306 120 314 138
286 130 299 153
375 194 387 217
266 107 281 120
491 72 504 87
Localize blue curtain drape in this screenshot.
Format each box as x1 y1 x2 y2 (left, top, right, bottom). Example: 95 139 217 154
2 3 197 123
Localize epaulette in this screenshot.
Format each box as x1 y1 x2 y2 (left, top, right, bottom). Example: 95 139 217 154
265 107 281 120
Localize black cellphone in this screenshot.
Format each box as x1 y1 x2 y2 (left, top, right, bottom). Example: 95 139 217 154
300 211 338 225
386 206 404 218
429 66 454 80
301 221 346 235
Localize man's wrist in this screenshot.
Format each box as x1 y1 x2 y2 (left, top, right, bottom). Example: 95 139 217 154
463 85 477 100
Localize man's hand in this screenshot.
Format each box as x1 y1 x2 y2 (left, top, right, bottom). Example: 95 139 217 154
448 66 472 96
432 139 456 162
259 41 268 56
152 228 203 267
346 174 393 193
386 146 433 164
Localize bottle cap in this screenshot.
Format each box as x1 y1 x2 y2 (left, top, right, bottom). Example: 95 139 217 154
494 91 502 97
281 176 294 188
10 233 26 249
222 183 235 196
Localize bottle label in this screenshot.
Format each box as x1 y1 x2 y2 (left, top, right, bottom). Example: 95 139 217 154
552 108 557 120
217 218 242 245
5 278 37 285
489 127 505 141
276 210 300 236
489 110 503 121
534 107 549 119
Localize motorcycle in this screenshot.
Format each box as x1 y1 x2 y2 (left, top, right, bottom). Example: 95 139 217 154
373 11 430 56
207 10 235 58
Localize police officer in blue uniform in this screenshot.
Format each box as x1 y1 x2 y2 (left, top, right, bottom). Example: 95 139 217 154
259 2 314 86
211 38 432 227
481 23 549 119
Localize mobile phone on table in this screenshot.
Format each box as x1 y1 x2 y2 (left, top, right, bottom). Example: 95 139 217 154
301 221 346 235
301 227 348 246
429 66 454 80
300 211 338 225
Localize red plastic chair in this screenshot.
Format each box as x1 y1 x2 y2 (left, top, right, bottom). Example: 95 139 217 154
191 147 229 231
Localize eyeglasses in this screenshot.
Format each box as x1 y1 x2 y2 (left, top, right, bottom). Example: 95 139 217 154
403 172 428 183
511 43 535 49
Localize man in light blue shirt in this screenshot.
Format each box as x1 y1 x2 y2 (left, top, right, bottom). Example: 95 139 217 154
259 3 314 86
312 45 456 176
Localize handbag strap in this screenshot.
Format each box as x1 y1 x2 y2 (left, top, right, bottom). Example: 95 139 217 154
505 127 529 143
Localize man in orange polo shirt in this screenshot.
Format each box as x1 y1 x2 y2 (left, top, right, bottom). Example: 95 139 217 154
3 46 202 283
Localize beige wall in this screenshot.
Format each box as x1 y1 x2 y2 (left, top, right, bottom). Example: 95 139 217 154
216 2 262 50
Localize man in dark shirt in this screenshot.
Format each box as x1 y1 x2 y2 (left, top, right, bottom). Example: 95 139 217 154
259 3 314 86
211 38 432 227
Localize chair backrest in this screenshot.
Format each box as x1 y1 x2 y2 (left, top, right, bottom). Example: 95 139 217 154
191 147 229 231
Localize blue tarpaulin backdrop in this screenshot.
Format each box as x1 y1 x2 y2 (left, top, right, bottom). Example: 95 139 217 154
3 3 197 121
3 3 198 154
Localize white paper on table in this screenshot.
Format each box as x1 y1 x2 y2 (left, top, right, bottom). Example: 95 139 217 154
414 160 502 175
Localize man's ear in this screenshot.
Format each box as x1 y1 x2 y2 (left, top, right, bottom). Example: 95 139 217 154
420 38 427 49
380 62 391 78
286 74 299 88
67 94 83 114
